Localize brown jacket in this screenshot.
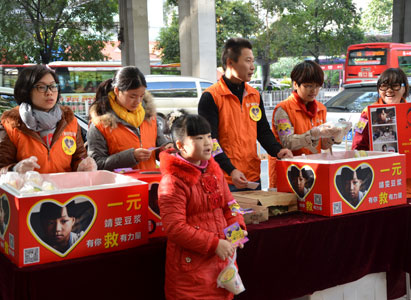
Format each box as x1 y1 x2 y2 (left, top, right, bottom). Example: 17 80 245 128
0 106 87 173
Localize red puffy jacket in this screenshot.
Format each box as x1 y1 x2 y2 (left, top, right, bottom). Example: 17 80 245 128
158 150 246 300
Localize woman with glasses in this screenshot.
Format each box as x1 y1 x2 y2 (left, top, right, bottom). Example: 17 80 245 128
268 60 337 188
352 68 409 150
0 64 95 174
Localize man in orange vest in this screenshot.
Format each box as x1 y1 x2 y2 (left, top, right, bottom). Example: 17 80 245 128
198 37 292 192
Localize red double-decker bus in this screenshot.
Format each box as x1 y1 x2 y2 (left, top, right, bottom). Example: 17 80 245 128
344 42 411 84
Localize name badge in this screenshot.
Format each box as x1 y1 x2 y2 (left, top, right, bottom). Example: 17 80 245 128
249 105 261 121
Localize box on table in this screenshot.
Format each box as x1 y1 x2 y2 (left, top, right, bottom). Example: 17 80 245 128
232 190 297 223
0 171 148 267
276 151 407 216
120 169 164 238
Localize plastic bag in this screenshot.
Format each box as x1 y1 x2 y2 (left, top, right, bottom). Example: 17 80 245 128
13 156 40 173
333 121 352 143
2 172 24 190
217 249 245 295
77 156 97 172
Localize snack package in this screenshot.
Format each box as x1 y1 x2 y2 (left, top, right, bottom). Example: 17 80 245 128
223 222 248 247
24 171 43 186
41 180 58 191
333 121 352 143
217 249 245 295
2 172 24 190
20 182 42 194
228 199 254 215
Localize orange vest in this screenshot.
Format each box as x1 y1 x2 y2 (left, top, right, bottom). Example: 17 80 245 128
205 79 261 184
273 93 327 155
3 118 78 174
95 117 158 169
269 93 326 188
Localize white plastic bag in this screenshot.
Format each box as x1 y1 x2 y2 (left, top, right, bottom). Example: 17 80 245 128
217 249 245 295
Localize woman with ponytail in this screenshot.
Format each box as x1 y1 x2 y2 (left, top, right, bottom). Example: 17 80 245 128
87 66 171 170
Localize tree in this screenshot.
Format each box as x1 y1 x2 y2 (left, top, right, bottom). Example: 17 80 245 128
270 57 301 78
360 0 393 34
262 0 364 63
155 11 180 64
0 0 118 64
215 0 262 65
155 0 261 65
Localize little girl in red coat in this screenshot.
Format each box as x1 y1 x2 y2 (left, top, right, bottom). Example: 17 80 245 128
158 113 247 300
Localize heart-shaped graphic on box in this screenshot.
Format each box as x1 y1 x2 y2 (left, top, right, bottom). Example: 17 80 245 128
334 163 374 210
286 165 316 199
28 196 97 257
148 182 160 218
0 194 10 239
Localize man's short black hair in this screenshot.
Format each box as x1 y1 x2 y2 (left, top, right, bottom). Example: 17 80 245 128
221 38 253 71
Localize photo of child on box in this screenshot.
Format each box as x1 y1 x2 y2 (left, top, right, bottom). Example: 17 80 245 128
0 195 10 237
29 198 95 255
335 165 374 209
158 113 247 299
287 165 315 199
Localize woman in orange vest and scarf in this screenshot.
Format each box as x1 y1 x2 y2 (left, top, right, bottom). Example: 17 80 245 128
352 68 410 197
0 65 95 174
268 61 341 188
87 66 171 171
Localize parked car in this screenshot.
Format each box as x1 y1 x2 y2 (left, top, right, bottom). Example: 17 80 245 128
145 75 213 115
249 79 289 91
0 87 16 115
325 81 410 150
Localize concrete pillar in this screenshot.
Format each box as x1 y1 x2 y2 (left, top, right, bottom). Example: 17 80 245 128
392 0 411 43
178 0 192 77
178 0 217 82
118 0 150 74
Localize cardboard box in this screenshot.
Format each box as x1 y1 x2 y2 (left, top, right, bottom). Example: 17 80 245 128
0 171 148 267
232 190 297 224
241 203 269 225
232 190 297 215
121 169 165 238
276 151 407 216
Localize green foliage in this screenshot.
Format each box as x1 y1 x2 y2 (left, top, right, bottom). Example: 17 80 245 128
0 0 118 64
274 0 363 61
156 0 261 66
360 0 393 33
155 11 180 64
270 57 301 78
215 0 262 66
253 0 364 64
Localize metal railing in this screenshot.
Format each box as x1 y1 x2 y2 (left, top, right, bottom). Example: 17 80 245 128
63 88 342 118
261 88 340 110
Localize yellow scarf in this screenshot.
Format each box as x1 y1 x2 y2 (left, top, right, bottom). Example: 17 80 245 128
108 91 145 128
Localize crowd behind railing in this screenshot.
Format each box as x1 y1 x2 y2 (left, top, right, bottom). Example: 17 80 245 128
61 88 341 118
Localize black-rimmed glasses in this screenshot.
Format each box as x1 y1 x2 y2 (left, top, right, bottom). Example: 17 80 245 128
34 84 59 93
378 83 405 91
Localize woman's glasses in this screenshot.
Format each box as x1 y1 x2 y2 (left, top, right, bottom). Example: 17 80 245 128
378 83 405 91
34 84 59 93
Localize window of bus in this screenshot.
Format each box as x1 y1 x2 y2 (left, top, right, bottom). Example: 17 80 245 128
398 56 411 77
147 81 198 98
348 49 387 68
55 68 116 94
0 67 19 88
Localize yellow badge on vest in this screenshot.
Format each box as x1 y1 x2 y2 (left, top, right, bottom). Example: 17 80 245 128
249 105 261 121
62 136 76 155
